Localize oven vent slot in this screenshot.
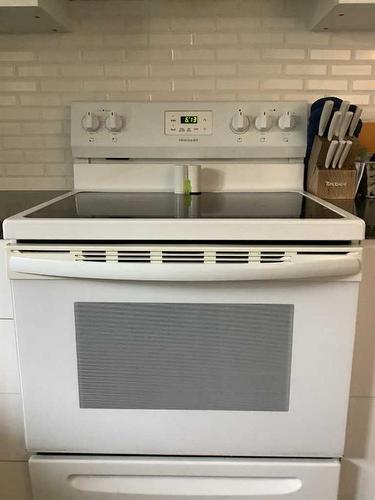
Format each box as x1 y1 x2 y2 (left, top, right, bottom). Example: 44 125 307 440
117 251 151 263
162 251 204 263
76 250 151 263
215 251 289 264
216 251 250 263
80 251 106 262
18 249 69 254
297 251 349 255
259 251 287 263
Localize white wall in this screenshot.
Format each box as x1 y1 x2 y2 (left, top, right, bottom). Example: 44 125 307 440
339 240 375 500
0 0 374 189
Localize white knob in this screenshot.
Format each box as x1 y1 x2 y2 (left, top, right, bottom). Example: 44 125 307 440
230 109 250 134
278 111 296 131
82 111 100 132
105 111 124 132
255 112 273 131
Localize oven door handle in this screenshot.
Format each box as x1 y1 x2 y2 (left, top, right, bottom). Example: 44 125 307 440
9 253 361 281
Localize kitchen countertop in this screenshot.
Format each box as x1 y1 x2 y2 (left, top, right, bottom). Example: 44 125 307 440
0 190 374 239
329 196 375 239
354 197 375 239
0 191 65 239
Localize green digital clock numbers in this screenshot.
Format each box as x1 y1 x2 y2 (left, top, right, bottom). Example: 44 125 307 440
180 116 198 124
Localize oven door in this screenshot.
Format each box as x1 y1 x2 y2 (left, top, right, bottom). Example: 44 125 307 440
10 248 360 457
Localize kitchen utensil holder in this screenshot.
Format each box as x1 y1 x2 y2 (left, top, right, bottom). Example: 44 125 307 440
358 162 375 198
306 135 359 200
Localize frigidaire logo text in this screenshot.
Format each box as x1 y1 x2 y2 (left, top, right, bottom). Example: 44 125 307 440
179 138 199 142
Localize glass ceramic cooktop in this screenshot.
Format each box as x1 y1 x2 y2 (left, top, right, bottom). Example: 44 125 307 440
25 192 343 219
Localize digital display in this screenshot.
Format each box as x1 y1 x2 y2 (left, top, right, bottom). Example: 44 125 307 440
181 116 198 124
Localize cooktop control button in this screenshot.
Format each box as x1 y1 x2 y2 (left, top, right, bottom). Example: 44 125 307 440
278 111 296 131
105 111 124 132
230 109 250 134
255 112 272 132
82 111 100 132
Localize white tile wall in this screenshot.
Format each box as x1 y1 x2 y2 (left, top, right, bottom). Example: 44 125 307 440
0 0 373 189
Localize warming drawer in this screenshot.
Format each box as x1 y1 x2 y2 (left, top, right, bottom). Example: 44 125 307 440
29 456 340 500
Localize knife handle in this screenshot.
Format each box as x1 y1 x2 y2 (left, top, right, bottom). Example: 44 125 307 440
335 100 350 135
327 111 342 141
318 100 334 137
338 111 353 141
349 107 362 137
331 141 346 169
325 140 338 169
338 140 353 169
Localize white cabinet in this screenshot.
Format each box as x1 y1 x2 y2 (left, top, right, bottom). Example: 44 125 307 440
0 0 71 33
309 0 375 31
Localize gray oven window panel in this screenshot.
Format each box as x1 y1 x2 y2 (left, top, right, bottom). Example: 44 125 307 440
75 303 294 411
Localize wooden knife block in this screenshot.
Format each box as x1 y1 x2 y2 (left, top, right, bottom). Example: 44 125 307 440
306 136 359 200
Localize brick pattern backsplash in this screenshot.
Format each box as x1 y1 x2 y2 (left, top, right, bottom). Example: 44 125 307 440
0 0 374 189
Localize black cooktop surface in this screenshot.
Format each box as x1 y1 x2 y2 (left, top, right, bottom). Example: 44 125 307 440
25 192 343 220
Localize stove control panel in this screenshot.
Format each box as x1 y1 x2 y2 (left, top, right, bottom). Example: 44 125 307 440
72 101 308 159
165 110 212 135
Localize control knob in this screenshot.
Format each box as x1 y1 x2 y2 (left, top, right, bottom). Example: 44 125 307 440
105 111 124 132
278 111 296 131
255 112 273 131
82 111 100 132
230 109 250 134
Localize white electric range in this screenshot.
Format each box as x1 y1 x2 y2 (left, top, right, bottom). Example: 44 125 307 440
4 102 365 500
